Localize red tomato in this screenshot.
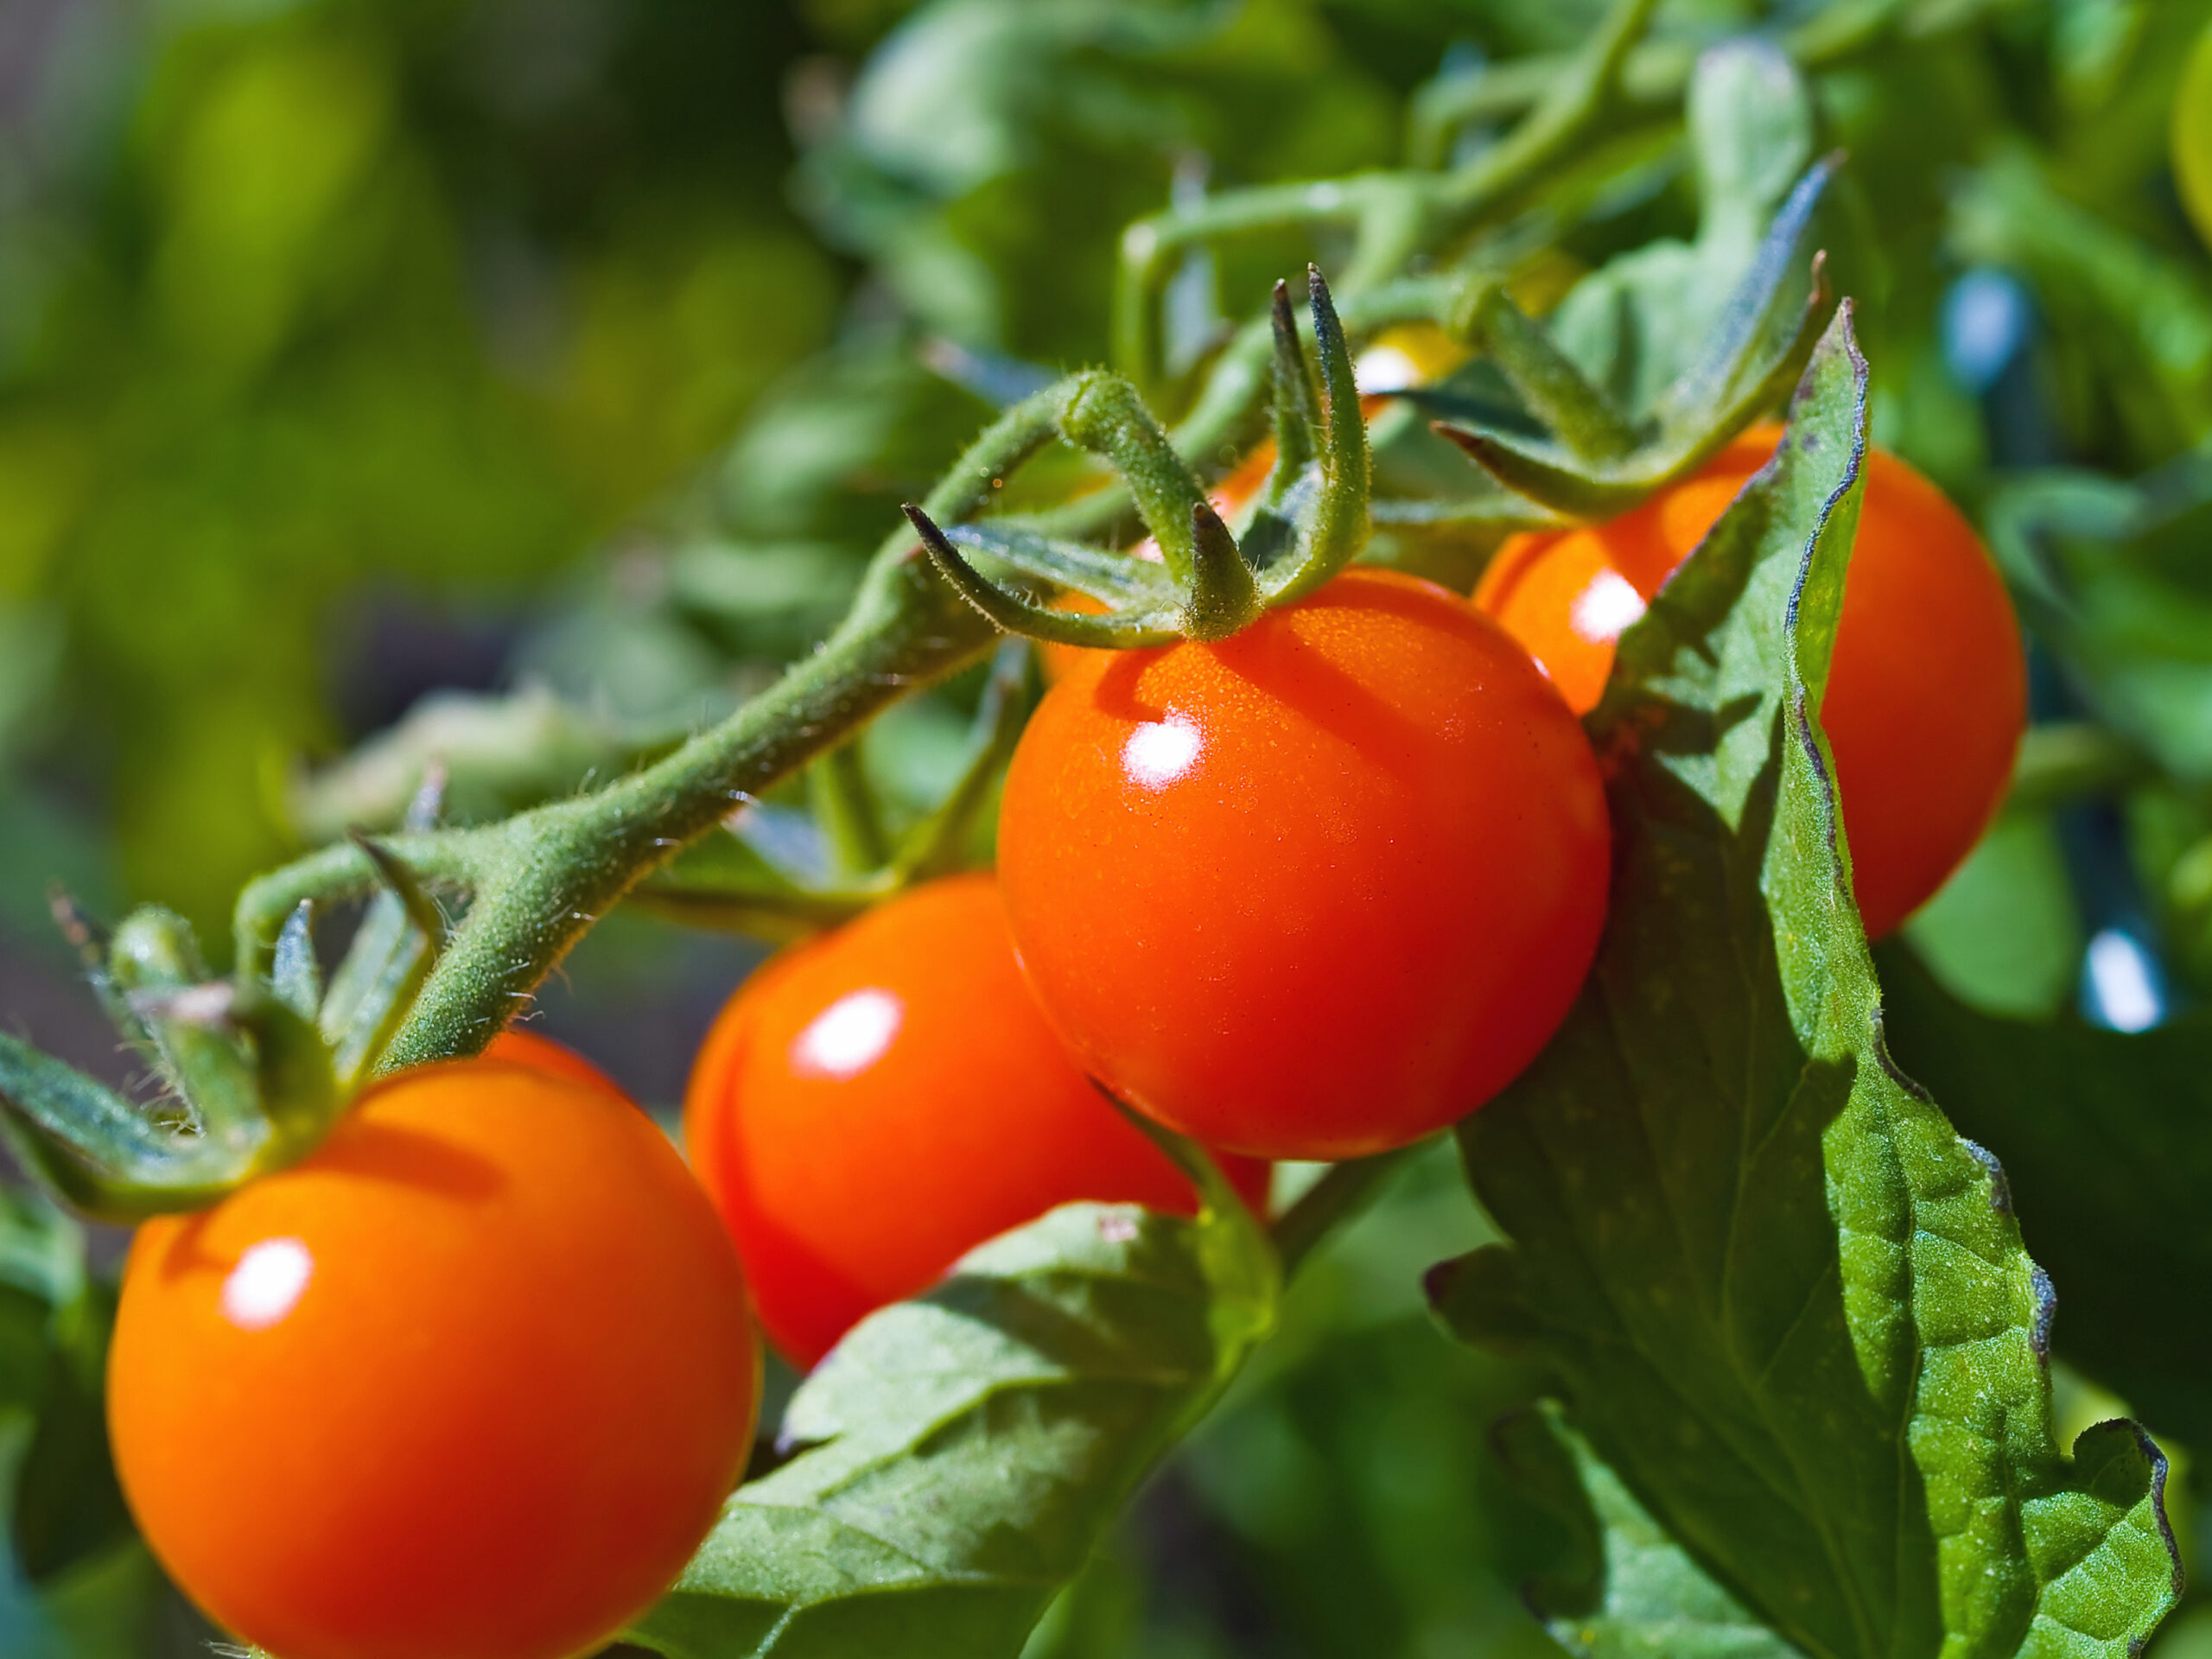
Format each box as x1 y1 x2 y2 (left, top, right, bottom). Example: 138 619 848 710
997 568 1611 1161
110 1060 757 1659
1473 426 2026 938
485 1027 622 1095
683 874 1271 1369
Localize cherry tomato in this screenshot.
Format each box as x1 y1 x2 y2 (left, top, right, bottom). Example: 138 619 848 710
485 1027 622 1095
683 874 1270 1369
998 568 1611 1161
1473 425 2026 938
110 1059 757 1659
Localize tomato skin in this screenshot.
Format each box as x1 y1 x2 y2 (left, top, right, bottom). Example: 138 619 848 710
998 568 1611 1161
109 1061 757 1659
683 874 1270 1369
485 1027 623 1096
1474 427 2026 938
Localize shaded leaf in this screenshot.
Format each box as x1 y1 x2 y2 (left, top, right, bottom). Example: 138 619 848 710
1491 1403 1794 1659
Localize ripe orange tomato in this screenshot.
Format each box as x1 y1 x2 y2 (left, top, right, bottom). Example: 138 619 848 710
1473 425 2026 938
110 1059 757 1659
998 568 1611 1161
485 1027 622 1094
683 874 1271 1369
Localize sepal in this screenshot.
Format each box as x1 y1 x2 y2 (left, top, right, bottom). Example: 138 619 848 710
1436 158 1837 518
1457 283 1642 461
320 886 435 1086
1264 279 1320 503
270 901 322 1020
941 522 1176 609
910 506 1183 648
1182 499 1262 640
0 1035 262 1224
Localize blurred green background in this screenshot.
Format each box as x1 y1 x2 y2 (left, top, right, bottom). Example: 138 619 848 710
5 0 2212 1654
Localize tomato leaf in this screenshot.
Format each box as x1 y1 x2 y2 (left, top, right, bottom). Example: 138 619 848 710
1492 1403 1794 1659
625 1196 1276 1658
1876 941 2212 1449
1435 44 1834 520
1431 304 2180 1658
0 1190 131 1592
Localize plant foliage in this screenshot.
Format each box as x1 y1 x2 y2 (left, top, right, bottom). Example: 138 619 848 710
2 3 2210 1656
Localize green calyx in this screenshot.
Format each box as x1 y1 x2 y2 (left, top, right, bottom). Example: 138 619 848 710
0 920 342 1224
0 824 450 1222
909 265 1372 652
1433 153 1840 519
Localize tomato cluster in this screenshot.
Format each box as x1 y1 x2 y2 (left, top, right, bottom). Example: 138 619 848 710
105 413 2023 1659
683 874 1270 1366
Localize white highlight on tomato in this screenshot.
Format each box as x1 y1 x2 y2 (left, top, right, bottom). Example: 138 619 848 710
792 988 904 1078
1570 569 1647 644
1122 716 1202 788
221 1238 313 1332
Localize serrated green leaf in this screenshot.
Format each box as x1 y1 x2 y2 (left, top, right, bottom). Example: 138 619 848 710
1492 1403 1795 1659
1433 305 2179 1659
1876 942 2212 1450
626 1196 1277 1659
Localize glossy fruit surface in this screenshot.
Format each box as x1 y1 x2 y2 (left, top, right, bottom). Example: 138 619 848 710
485 1027 622 1095
1473 425 2026 938
999 568 1611 1161
111 1060 757 1659
683 874 1269 1368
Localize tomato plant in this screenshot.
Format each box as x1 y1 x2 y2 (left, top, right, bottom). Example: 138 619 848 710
1 7 2207 1659
683 874 1268 1367
998 569 1609 1160
1473 426 2026 938
107 1058 757 1659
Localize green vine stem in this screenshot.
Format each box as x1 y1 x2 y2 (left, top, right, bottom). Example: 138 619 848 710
226 348 1310 1078
232 388 1070 1071
4 10 1867 1218
1403 0 1999 169
1112 0 1657 397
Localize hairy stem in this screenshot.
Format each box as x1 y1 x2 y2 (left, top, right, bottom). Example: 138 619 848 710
233 390 1071 1071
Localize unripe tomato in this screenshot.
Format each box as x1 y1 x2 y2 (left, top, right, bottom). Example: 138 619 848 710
998 568 1611 1161
2178 18 2212 251
683 874 1270 1369
110 1060 757 1659
1472 426 2026 939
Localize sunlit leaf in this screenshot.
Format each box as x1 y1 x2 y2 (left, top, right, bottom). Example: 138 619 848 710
626 1196 1276 1658
1433 306 2179 1659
